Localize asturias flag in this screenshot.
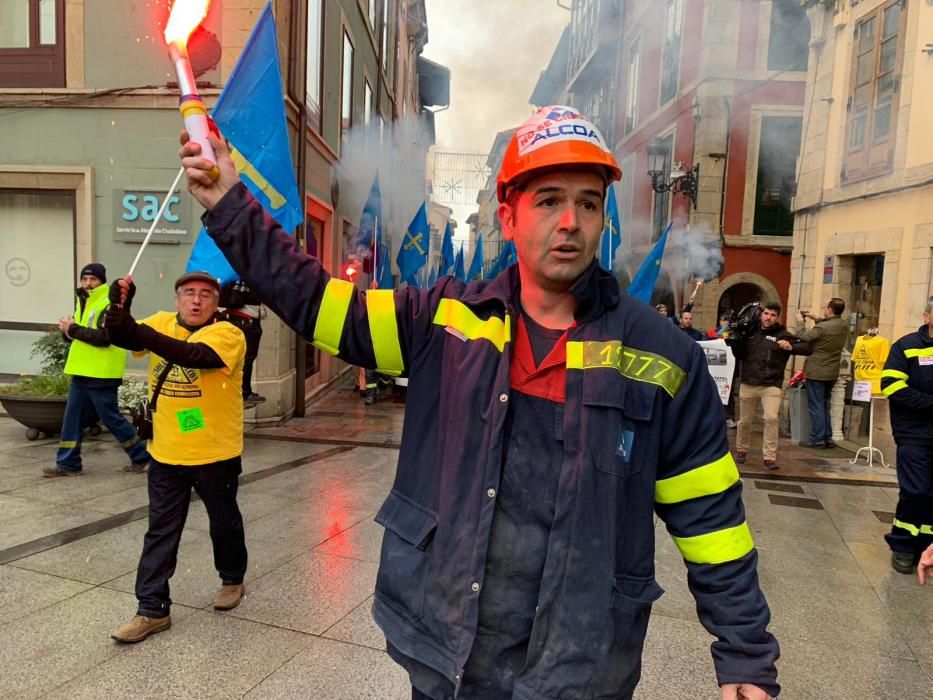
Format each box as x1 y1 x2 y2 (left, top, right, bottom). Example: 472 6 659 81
627 221 673 303
358 175 381 251
440 221 455 277
375 223 393 289
186 2 301 283
467 233 484 281
599 185 622 272
489 239 517 278
396 203 430 287
453 243 466 280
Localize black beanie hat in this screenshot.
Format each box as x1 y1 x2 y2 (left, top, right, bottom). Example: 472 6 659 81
80 262 106 283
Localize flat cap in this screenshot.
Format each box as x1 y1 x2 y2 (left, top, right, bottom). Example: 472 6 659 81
174 271 221 292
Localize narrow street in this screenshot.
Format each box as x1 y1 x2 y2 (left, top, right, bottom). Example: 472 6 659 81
0 379 930 699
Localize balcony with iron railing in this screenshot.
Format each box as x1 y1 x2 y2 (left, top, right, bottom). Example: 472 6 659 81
566 0 621 93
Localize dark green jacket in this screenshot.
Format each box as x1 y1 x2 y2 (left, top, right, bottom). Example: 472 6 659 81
795 315 848 381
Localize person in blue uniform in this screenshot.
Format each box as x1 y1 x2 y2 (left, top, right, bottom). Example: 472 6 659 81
171 106 779 699
880 296 933 574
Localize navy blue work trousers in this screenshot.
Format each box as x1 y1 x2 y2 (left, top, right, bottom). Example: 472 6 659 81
885 442 933 556
56 381 149 471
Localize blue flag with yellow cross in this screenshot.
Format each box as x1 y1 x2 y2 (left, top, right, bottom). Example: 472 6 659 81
599 185 622 272
627 221 673 303
186 3 302 283
396 203 430 287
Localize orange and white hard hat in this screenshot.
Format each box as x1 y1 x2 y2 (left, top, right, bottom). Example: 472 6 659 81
496 105 622 202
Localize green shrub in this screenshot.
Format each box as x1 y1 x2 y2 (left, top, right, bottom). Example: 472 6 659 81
3 374 70 397
30 329 70 375
1 330 70 397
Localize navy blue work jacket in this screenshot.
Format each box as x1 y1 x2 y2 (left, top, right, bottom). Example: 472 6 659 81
205 183 780 699
881 325 933 442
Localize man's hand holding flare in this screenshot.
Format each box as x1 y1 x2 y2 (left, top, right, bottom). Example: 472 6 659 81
179 129 240 212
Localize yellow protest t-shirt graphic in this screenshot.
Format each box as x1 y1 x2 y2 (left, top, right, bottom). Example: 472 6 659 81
137 311 246 465
852 334 890 395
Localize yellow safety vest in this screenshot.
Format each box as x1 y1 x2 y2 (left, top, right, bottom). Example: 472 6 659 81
63 284 127 379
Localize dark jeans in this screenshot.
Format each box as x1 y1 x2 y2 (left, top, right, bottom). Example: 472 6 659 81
885 442 933 555
806 378 835 443
135 456 247 618
56 381 149 471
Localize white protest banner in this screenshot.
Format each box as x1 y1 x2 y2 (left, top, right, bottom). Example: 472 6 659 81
697 339 736 406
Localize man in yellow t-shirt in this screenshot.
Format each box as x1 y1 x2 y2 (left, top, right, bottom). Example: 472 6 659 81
103 271 247 644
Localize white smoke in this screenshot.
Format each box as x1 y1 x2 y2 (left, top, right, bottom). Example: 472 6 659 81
335 115 433 262
672 223 724 282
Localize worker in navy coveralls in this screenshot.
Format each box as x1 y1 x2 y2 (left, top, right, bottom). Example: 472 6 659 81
172 106 780 699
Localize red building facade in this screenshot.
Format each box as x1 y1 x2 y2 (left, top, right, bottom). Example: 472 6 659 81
612 0 810 325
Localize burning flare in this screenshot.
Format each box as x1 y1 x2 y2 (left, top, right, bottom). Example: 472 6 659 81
164 0 210 46
163 0 219 181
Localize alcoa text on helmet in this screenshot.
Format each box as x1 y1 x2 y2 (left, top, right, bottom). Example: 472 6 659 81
496 105 622 202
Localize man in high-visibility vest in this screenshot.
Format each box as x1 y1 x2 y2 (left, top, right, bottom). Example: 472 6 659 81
43 263 150 477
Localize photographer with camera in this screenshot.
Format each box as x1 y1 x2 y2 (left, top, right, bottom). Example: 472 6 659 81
727 302 811 469
103 271 249 644
795 298 848 448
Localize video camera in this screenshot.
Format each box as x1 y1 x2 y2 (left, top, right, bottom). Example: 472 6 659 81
730 302 763 341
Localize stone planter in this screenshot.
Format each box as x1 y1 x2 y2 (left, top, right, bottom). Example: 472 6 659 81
0 393 68 440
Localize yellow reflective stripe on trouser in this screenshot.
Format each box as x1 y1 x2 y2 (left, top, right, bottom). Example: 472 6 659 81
121 436 140 449
892 518 933 536
432 298 511 352
671 522 754 565
312 279 355 355
366 290 404 376
655 453 740 505
58 440 80 449
566 340 687 397
881 369 908 380
882 380 907 397
905 347 933 359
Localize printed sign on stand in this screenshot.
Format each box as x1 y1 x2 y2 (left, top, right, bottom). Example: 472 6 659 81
852 380 872 403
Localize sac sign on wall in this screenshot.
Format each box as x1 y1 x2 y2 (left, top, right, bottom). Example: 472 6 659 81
113 188 190 243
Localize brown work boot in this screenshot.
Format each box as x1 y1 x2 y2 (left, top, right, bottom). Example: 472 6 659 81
214 583 245 610
110 614 171 643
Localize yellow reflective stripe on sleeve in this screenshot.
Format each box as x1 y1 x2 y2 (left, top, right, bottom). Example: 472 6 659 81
671 522 755 565
432 298 511 352
882 380 908 397
892 518 933 536
366 289 404 376
881 369 908 380
566 340 687 397
905 347 933 359
312 279 355 356
655 453 740 505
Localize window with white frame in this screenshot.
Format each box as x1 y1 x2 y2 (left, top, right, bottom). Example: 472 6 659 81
660 0 684 105
341 30 355 144
624 38 641 136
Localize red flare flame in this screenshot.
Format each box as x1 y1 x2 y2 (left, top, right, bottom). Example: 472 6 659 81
164 0 210 45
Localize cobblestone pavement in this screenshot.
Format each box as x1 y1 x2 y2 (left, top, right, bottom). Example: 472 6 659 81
0 380 929 698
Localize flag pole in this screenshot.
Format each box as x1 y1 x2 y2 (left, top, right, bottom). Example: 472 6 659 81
127 167 186 278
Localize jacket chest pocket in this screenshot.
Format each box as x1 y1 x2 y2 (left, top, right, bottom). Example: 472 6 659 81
582 371 657 478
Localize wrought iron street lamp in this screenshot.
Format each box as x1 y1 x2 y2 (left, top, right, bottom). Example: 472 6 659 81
646 142 700 209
